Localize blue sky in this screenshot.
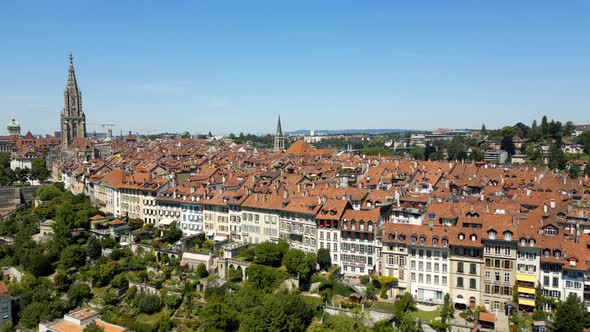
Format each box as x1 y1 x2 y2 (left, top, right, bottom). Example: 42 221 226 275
1 1 589 135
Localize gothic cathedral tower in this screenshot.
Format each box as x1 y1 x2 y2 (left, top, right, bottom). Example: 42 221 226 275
60 52 86 148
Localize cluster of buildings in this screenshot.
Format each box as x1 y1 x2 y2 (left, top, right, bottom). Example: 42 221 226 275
55 127 590 314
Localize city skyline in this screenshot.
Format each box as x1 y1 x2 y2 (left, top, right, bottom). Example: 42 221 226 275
1 1 589 135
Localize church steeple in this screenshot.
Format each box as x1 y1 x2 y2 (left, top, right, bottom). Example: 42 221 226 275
61 52 86 148
273 115 285 152
276 115 283 137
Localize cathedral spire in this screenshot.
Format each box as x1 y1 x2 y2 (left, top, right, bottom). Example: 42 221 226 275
61 52 86 148
66 52 78 91
276 115 283 137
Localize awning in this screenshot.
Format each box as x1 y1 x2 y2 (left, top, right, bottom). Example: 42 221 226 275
519 287 535 295
516 274 536 283
454 297 466 305
518 298 535 307
159 218 175 226
214 235 228 242
206 231 214 236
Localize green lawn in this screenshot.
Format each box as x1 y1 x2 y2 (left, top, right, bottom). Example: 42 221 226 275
372 301 395 312
409 307 441 322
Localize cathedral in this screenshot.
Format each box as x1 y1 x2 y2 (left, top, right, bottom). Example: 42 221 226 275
60 53 86 148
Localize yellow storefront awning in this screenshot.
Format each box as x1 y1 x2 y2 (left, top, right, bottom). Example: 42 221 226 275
519 287 535 295
518 298 535 306
516 274 536 283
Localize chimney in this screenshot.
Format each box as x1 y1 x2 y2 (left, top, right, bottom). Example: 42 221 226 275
255 193 259 202
550 199 556 209
283 190 288 199
543 204 548 214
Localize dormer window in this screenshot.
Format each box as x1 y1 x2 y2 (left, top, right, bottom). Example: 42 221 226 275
351 221 356 231
488 230 496 240
570 260 577 267
419 236 425 246
520 238 526 246
442 238 448 247
360 221 365 231
544 249 550 257
399 234 406 241
411 236 417 244
529 239 535 247
503 231 512 241
459 233 465 240
470 234 477 242
433 238 438 247
368 222 373 232
554 250 561 258
544 227 557 236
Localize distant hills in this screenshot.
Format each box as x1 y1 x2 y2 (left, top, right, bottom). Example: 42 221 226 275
286 129 414 135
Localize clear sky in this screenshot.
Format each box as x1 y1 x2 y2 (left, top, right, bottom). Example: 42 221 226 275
1 1 589 136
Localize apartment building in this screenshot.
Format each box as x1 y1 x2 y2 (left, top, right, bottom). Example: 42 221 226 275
240 193 282 244
279 197 321 253
380 225 410 298
340 208 382 275
317 199 350 267
449 227 484 309
482 225 517 312
407 226 450 304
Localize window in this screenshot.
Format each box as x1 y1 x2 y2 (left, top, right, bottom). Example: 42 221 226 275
427 263 431 272
504 231 512 241
442 276 447 285
485 271 490 281
495 272 500 282
457 277 464 288
434 276 439 284
470 278 477 289
543 276 550 287
434 263 439 273
553 277 558 288
411 273 416 281
419 262 424 271
457 262 464 273
504 273 510 283
470 263 476 274
488 230 496 239
419 274 424 283
442 264 447 273
426 275 431 284
411 261 416 270
399 256 406 266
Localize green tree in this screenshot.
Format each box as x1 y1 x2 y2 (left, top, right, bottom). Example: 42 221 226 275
29 254 53 277
60 245 86 270
196 263 209 278
446 138 466 160
410 146 425 160
575 132 590 153
68 283 92 306
83 321 105 332
469 148 484 161
393 293 417 324
568 164 580 179
247 264 288 291
254 241 283 267
162 227 183 243
136 292 162 314
30 158 49 181
317 248 331 270
541 116 549 135
373 320 395 332
240 291 314 332
501 136 516 156
86 236 102 260
440 293 454 323
554 294 588 332
548 144 566 170
365 282 375 300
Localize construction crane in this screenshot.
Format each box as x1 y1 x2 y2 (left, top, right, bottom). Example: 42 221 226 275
88 123 116 137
